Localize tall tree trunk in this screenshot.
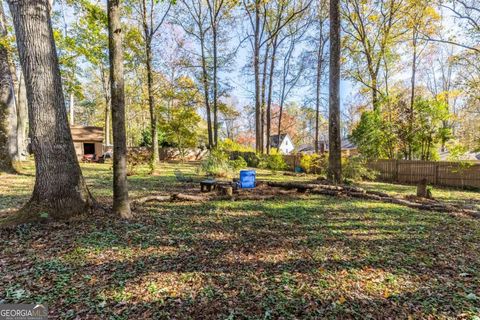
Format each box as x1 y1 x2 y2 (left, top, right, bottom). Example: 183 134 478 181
108 0 132 219
0 3 15 172
142 0 159 165
328 0 342 182
101 68 111 146
315 36 324 154
260 44 269 153
254 0 262 153
16 71 28 160
200 32 213 149
266 37 278 154
212 25 219 147
7 55 19 162
408 30 418 161
7 0 94 223
145 40 159 165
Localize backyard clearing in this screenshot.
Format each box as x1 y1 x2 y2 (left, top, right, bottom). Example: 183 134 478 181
1 162 480 319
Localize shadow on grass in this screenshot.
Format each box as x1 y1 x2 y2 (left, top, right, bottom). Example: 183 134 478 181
1 196 479 318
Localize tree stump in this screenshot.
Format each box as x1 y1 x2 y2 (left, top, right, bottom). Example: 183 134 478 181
219 185 233 197
416 178 431 199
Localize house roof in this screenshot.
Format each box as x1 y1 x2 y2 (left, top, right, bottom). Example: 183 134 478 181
297 138 357 153
439 150 480 161
70 126 104 142
270 134 289 148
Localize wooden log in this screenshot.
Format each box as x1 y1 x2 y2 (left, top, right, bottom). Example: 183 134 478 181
133 195 172 206
343 186 366 193
233 195 276 201
172 193 205 202
267 181 342 191
366 190 390 198
310 189 341 197
348 192 382 201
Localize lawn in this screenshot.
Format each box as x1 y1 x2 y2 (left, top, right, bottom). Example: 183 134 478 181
1 161 480 319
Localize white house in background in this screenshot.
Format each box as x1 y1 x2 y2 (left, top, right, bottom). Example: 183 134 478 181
270 134 295 154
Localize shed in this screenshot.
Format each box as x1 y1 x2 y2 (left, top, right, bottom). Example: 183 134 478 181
70 126 104 160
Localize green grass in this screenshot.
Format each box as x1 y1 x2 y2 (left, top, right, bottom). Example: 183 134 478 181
1 161 480 318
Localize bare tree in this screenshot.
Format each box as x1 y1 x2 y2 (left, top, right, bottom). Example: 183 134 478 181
6 0 94 222
175 0 214 148
138 0 172 166
244 0 311 153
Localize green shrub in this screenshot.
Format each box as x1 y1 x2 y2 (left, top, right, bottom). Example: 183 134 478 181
218 138 254 153
342 156 377 182
300 153 328 174
259 149 287 172
200 149 247 178
230 156 248 171
233 152 260 167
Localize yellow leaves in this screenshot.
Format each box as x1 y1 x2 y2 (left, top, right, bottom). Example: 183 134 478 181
383 289 391 298
368 14 380 23
337 295 347 304
424 6 440 21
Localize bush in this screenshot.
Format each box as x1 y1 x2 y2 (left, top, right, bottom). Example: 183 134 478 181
230 156 248 171
218 139 254 153
199 148 247 178
259 149 287 172
300 153 328 174
342 156 377 182
231 151 260 167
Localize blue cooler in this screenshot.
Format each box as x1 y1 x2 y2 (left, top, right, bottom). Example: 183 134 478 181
239 170 256 189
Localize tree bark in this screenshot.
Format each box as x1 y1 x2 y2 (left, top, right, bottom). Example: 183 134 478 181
315 29 326 154
108 0 132 219
254 0 262 153
101 67 111 147
199 29 213 149
266 36 278 154
0 4 15 173
212 24 219 147
16 71 28 161
141 0 159 165
260 43 269 153
6 0 94 222
328 0 342 182
408 29 418 160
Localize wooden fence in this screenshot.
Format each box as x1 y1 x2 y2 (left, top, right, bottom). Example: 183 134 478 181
368 159 480 189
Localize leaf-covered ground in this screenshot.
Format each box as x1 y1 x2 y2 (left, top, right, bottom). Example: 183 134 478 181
1 162 480 319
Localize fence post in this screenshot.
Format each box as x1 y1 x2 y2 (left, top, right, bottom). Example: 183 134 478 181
434 163 439 185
